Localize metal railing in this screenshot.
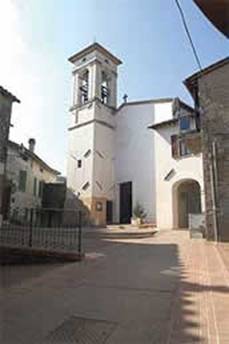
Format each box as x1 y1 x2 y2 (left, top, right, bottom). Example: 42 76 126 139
0 208 85 254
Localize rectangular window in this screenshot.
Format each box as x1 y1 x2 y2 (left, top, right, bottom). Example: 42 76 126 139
179 139 191 156
18 170 27 192
33 177 37 196
179 116 190 131
77 160 82 168
75 112 78 124
82 181 90 191
84 149 91 158
171 135 191 159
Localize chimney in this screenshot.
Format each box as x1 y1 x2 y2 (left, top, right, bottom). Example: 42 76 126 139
28 138 36 153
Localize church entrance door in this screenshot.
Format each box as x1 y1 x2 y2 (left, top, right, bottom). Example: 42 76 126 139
119 181 132 224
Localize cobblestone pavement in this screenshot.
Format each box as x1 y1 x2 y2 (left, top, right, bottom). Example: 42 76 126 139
0 229 228 343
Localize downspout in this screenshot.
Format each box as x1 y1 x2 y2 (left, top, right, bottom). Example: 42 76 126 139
209 139 219 242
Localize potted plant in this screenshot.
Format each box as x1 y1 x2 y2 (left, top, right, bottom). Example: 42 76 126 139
131 202 147 226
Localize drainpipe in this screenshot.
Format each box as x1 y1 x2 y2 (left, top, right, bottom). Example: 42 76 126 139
209 139 219 242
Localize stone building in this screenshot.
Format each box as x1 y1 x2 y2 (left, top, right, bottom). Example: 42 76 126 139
67 43 204 228
184 58 229 241
4 139 60 222
0 86 20 224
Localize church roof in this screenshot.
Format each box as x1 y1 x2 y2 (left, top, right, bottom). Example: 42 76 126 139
8 140 60 176
68 42 122 65
117 98 174 111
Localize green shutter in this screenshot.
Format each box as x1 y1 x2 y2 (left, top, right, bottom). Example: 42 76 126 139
171 135 178 159
38 181 43 198
18 171 27 192
33 177 37 196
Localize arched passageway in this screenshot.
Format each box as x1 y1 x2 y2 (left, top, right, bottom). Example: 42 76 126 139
173 179 201 229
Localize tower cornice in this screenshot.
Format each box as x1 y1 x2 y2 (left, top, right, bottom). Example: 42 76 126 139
68 42 122 66
69 97 116 113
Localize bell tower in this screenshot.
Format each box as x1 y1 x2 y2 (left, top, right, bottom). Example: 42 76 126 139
67 43 122 225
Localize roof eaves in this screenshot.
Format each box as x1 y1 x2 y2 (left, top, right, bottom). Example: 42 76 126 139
148 118 178 130
68 42 122 65
117 97 174 112
184 57 229 94
8 140 60 175
0 86 20 103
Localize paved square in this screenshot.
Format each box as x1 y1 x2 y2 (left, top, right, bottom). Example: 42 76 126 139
0 229 229 343
43 316 117 344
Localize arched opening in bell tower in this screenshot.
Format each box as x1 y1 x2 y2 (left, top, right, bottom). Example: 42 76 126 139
79 69 89 105
101 71 109 104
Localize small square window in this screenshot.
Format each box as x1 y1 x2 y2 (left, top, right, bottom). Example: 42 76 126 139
77 160 82 168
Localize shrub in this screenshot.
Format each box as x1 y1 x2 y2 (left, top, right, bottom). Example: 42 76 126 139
133 202 147 220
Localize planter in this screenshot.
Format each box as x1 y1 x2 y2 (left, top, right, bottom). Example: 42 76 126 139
131 217 142 226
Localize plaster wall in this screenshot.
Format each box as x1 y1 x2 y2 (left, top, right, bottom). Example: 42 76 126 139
67 122 94 199
93 122 115 200
154 102 173 124
114 102 174 223
7 145 57 212
154 124 204 229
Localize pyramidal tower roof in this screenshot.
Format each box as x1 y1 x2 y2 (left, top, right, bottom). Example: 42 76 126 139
68 42 122 65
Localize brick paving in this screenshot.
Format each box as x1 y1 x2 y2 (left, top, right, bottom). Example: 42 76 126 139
0 229 228 343
163 232 229 344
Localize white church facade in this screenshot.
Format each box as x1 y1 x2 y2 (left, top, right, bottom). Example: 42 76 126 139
67 43 204 228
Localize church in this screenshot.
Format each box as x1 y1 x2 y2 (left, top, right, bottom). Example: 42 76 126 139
66 43 204 228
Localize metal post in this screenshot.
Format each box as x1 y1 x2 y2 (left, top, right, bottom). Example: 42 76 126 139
29 208 33 247
78 210 82 255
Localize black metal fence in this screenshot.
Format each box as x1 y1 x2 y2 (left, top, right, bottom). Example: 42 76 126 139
0 208 86 254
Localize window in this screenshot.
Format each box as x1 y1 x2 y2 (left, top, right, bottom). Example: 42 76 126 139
84 149 91 158
101 71 109 104
179 139 191 156
18 170 27 192
77 160 82 168
79 70 89 104
179 116 190 131
33 177 37 196
75 111 79 124
171 135 191 158
82 181 90 191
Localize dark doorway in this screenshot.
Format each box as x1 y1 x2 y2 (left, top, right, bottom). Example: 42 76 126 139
120 181 132 224
106 200 113 224
176 180 201 228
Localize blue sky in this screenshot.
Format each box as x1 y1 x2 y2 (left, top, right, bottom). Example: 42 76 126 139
0 0 228 174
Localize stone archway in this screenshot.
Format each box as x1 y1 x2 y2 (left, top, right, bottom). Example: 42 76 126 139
173 179 201 229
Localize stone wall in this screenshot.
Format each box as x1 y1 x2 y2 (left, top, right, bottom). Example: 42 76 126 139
0 93 13 218
199 62 229 241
